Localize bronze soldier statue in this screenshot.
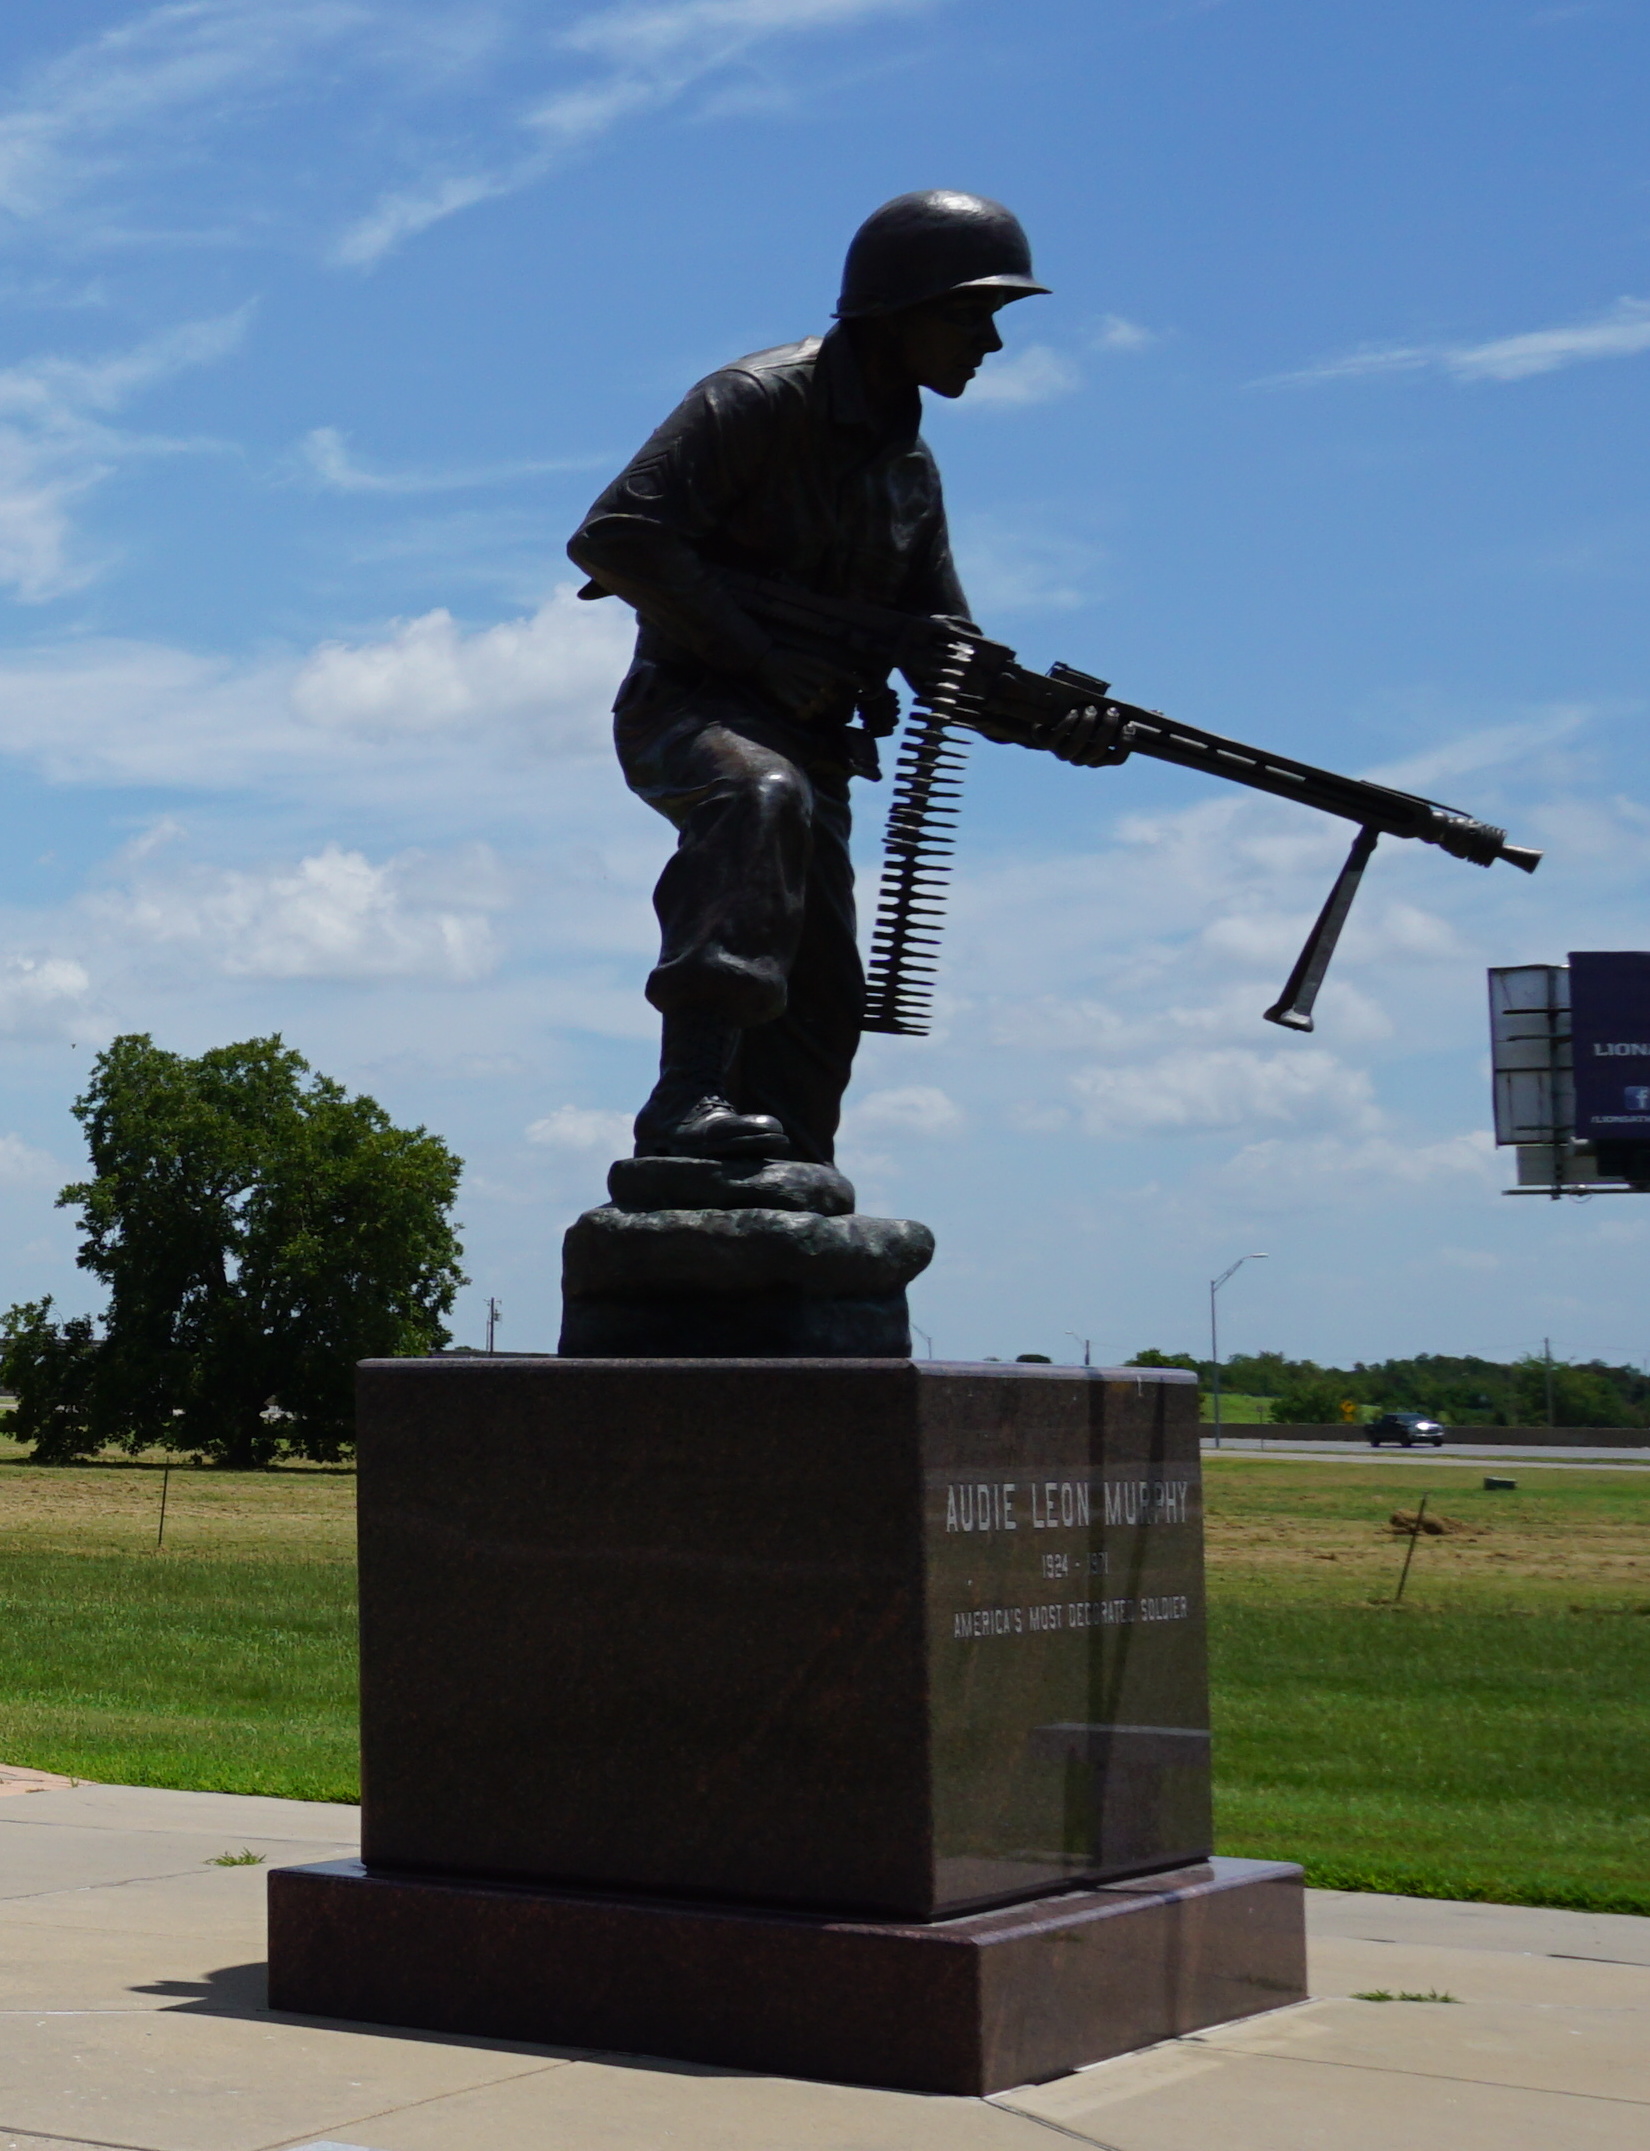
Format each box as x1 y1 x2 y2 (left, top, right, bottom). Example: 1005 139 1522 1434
571 192 1541 1166
569 190 1055 1168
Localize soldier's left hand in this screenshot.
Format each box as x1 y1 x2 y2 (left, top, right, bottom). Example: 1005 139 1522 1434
856 683 902 738
1046 704 1129 766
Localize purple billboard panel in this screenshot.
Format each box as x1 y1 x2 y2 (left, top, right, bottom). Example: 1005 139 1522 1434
1569 952 1650 1141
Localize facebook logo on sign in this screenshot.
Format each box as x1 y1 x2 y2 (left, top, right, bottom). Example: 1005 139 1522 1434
1625 1087 1650 1112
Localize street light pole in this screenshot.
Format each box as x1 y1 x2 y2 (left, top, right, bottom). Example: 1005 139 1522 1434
1543 1337 1555 1428
1209 1254 1269 1448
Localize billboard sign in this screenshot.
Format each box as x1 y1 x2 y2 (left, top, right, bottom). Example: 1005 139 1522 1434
1568 952 1650 1142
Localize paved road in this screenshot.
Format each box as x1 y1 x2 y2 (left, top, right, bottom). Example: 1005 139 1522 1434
1203 1439 1650 1472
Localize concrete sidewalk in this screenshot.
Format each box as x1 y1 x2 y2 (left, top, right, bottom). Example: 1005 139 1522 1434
0 1776 1643 2151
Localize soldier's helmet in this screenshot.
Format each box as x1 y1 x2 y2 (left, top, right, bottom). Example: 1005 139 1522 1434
835 190 1049 320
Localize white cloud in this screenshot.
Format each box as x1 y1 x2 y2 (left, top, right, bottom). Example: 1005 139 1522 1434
0 2 375 229
527 1104 634 1151
1362 708 1588 795
0 955 92 1034
1432 1246 1501 1272
0 1132 59 1185
1072 1047 1379 1137
0 309 250 419
1451 300 1650 382
962 344 1082 408
1217 1130 1499 1206
1200 896 1463 972
988 974 1390 1057
1268 344 1433 387
297 426 598 495
293 586 630 741
950 517 1103 613
95 843 505 982
335 0 937 266
0 581 633 794
1270 298 1650 389
330 169 520 270
0 309 248 601
1093 314 1156 353
846 1084 966 1137
0 1 938 269
561 0 927 68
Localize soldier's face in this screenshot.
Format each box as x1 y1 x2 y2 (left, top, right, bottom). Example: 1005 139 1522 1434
890 293 1009 398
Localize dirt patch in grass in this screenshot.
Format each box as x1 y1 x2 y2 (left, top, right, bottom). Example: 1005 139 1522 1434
1203 1457 1650 1606
0 1456 356 1560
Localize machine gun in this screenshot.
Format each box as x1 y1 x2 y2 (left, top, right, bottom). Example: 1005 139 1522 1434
716 570 1541 1037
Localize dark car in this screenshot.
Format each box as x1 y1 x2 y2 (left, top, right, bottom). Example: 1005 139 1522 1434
1368 1411 1447 1449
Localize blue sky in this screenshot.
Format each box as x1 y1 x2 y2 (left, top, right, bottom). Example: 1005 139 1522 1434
0 0 1646 1367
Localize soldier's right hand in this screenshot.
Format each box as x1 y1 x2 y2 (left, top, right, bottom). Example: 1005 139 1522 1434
754 646 856 723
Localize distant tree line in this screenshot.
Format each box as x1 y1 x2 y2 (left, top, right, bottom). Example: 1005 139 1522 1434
0 1035 465 1468
1125 1347 1650 1428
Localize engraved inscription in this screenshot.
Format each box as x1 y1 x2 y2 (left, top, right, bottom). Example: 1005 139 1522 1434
942 1470 1196 1644
945 1481 1019 1532
951 1592 1190 1642
945 1475 1191 1537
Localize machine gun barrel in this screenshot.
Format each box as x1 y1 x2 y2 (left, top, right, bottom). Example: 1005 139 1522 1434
1028 663 1540 877
709 570 1542 1033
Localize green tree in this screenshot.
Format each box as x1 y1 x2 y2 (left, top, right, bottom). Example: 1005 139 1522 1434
0 1299 102 1464
1111 1345 1650 1429
1510 1354 1647 1429
1 1035 466 1466
1269 1377 1351 1425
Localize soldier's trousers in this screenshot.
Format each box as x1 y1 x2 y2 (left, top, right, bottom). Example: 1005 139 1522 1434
614 669 863 1167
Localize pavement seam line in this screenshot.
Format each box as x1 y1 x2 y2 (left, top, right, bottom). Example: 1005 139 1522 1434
0 2123 156 2151
0 1815 357 1837
0 1856 353 1905
246 2056 577 2149
1204 2042 1650 2103
985 2098 1128 2149
0 1923 271 1945
0 1815 355 1839
1331 1935 1650 1965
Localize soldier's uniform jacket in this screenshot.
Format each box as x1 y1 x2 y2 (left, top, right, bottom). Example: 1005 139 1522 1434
569 323 969 733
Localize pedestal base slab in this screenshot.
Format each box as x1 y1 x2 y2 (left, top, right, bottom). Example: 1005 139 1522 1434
268 1855 1306 2097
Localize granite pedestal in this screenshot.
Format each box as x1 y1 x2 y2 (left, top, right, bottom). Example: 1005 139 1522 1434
268 1359 1306 2092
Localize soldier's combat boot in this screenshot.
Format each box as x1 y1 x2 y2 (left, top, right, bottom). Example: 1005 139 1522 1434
633 1010 789 1159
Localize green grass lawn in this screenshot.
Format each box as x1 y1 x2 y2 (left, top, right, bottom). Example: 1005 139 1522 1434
0 1454 359 1802
0 1446 1645 1910
1204 1457 1650 1913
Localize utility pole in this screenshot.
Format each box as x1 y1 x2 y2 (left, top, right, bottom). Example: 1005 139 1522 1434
1210 1255 1269 1447
910 1322 934 1360
1544 1337 1555 1429
486 1297 502 1354
1065 1330 1092 1367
